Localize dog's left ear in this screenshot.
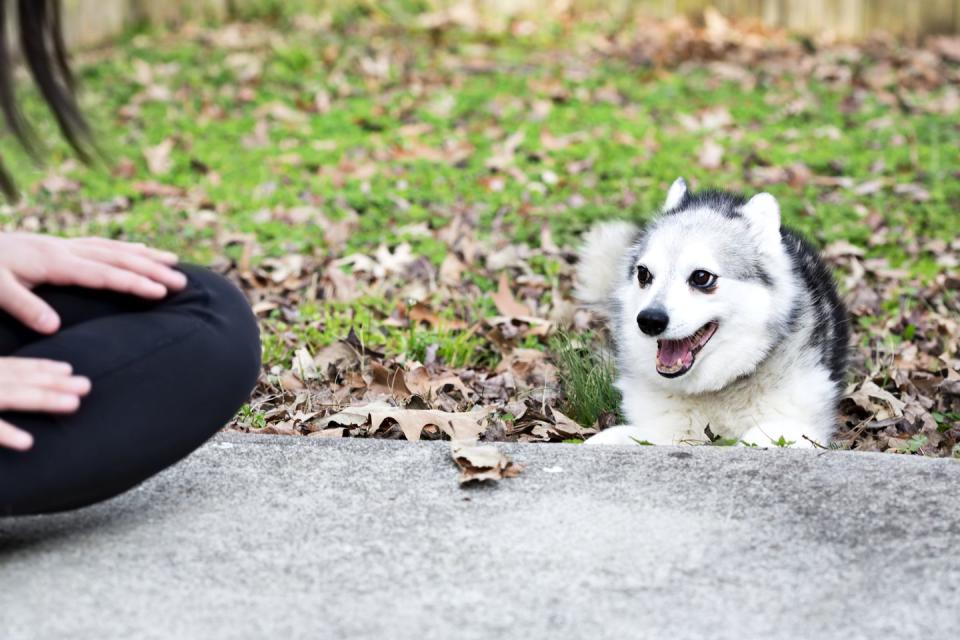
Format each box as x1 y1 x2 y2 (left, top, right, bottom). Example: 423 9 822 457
664 177 687 210
741 193 782 251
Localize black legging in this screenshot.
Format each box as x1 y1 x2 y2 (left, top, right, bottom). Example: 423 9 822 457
0 265 260 516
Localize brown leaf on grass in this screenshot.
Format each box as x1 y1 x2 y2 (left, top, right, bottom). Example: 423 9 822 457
746 163 813 188
292 347 320 381
314 341 362 377
406 301 467 330
320 403 492 442
698 138 724 169
133 181 185 198
439 253 467 286
485 128 525 170
40 174 80 194
112 158 137 179
844 379 907 422
508 404 596 442
450 441 522 484
379 408 484 441
495 348 557 387
257 101 308 126
493 272 532 318
405 367 475 401
370 362 414 400
143 138 174 175
317 401 393 430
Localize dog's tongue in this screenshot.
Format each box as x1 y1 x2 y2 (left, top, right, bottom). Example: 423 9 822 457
656 336 695 372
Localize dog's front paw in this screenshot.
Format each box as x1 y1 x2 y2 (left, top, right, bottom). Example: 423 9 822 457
585 426 660 446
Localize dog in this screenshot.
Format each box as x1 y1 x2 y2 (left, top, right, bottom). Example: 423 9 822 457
576 178 849 448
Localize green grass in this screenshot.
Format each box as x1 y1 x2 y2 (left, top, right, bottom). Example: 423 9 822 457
549 331 622 427
1 12 957 432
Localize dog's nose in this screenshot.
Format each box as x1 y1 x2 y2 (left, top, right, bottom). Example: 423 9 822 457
637 308 669 336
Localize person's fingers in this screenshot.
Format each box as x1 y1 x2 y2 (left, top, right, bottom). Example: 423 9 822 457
52 258 168 299
0 372 92 396
71 245 188 291
0 418 33 452
73 238 179 265
0 270 61 334
0 385 82 413
0 358 73 375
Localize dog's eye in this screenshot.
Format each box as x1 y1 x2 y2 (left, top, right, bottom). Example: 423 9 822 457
689 269 718 290
637 265 653 288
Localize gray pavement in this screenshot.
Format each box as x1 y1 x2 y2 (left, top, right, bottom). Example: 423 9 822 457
2 434 959 640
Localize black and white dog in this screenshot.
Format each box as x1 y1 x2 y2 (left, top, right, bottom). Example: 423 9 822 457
577 178 848 447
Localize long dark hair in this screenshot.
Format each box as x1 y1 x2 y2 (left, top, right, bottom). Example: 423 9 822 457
0 0 91 200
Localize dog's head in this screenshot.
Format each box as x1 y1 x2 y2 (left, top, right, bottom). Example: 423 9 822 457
614 178 796 394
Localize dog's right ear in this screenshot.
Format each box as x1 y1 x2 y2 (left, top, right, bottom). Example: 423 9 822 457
664 177 687 210
741 192 782 251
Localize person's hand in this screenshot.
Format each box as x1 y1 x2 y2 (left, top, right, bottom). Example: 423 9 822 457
0 357 91 451
0 233 186 334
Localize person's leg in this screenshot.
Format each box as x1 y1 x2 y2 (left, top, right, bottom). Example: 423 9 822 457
0 280 168 353
0 265 261 516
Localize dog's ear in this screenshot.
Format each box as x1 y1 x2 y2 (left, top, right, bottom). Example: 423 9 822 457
664 177 687 210
741 193 782 251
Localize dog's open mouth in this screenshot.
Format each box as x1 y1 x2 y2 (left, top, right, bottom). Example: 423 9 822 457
656 321 718 378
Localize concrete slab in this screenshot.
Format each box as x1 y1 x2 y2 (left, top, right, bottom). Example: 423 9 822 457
2 434 959 639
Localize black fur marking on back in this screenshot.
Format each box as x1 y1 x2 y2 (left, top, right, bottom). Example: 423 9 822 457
780 227 850 386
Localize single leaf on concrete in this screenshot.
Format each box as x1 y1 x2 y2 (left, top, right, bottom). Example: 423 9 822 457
450 441 522 484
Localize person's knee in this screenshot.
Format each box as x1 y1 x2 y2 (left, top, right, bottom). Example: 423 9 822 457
174 265 262 395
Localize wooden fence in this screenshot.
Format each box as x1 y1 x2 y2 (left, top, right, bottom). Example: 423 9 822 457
60 0 960 49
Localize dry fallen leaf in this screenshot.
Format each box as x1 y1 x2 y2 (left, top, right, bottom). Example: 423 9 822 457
318 403 492 442
133 181 185 198
845 380 907 421
493 272 532 318
698 139 724 169
143 138 174 175
370 362 414 400
406 301 467 330
450 441 523 484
